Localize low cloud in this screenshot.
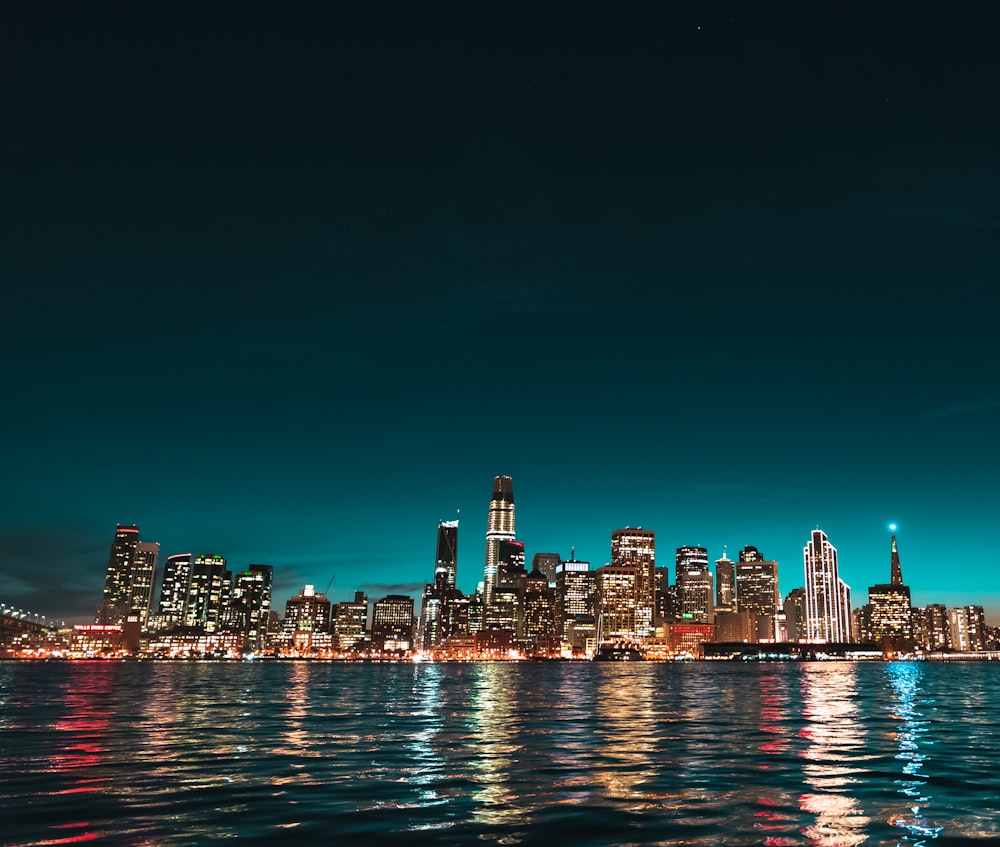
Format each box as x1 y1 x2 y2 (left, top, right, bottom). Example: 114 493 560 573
921 400 1000 419
358 582 425 595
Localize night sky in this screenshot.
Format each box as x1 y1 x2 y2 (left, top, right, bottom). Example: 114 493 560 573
3 4 998 624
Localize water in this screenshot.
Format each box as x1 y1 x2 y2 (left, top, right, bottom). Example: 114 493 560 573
1 661 998 846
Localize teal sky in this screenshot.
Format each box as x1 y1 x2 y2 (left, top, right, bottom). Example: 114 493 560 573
1 4 998 624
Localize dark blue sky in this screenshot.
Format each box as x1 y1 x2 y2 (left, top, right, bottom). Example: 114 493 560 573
2 4 998 623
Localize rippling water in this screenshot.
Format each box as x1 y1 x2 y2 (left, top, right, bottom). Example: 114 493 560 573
2 661 998 846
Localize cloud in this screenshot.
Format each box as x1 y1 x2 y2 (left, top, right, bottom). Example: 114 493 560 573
921 401 1000 420
358 582 426 595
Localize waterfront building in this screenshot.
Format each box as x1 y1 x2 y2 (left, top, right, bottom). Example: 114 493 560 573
184 554 231 633
676 545 713 624
596 563 638 642
434 519 459 590
227 564 273 652
521 567 556 644
803 529 851 642
371 594 415 652
96 525 159 626
483 475 516 609
949 605 987 651
333 591 368 650
715 549 735 611
612 528 656 639
419 519 464 649
283 584 332 633
867 529 914 643
783 587 807 642
734 546 780 641
555 552 596 640
715 609 754 642
922 603 951 650
154 553 192 630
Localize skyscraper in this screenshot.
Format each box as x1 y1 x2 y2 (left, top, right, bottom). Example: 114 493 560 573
371 595 415 652
611 527 656 638
184 554 231 633
555 551 596 641
483 476 515 607
734 545 780 640
675 545 713 624
715 548 735 611
228 564 273 652
867 529 913 643
156 553 192 629
96 525 161 628
434 519 459 590
803 529 851 642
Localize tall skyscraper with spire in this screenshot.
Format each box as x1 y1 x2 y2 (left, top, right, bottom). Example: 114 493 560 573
803 529 851 642
867 526 913 643
483 475 515 607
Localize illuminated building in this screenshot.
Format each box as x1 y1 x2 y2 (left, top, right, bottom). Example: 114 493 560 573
487 540 526 632
521 567 556 644
783 588 807 642
734 546 780 640
227 564 273 652
555 551 596 641
155 553 192 629
483 475 515 608
803 529 851 642
715 548 735 611
333 591 368 650
611 527 656 638
922 603 951 650
435 519 459 590
371 594 415 652
420 518 463 649
97 525 159 626
949 605 987 651
184 554 231 632
867 529 913 643
596 563 638 642
283 584 331 633
531 552 560 584
676 545 713 623
715 609 754 642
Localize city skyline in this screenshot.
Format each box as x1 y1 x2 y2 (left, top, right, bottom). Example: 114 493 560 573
3 7 998 624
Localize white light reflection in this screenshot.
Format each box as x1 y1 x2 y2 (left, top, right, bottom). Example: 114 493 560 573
883 662 941 841
799 664 870 846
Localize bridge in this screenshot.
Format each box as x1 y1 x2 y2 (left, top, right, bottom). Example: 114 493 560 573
0 603 66 638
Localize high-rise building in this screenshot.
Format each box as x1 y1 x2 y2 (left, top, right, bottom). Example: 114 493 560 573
488 540 526 632
227 564 273 652
483 476 515 608
434 519 459 590
803 529 851 642
184 554 231 633
371 594 415 652
676 545 713 624
922 603 951 651
734 546 779 641
531 553 560 584
867 529 913 643
96 526 162 629
783 587 807 642
715 548 735 611
155 553 192 629
555 552 596 642
596 563 638 642
284 584 331 633
949 605 987 651
521 567 556 644
129 541 160 627
611 528 656 638
333 592 368 650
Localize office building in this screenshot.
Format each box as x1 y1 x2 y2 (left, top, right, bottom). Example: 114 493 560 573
284 584 332 633
155 553 193 629
612 527 656 638
803 529 851 642
715 549 735 611
555 552 596 641
676 545 713 624
228 564 273 652
867 529 913 643
371 594 415 652
734 546 780 641
532 552 560 584
434 519 459 590
97 524 159 626
483 476 516 608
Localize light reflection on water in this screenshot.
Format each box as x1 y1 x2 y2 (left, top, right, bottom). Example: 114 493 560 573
2 661 1000 846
